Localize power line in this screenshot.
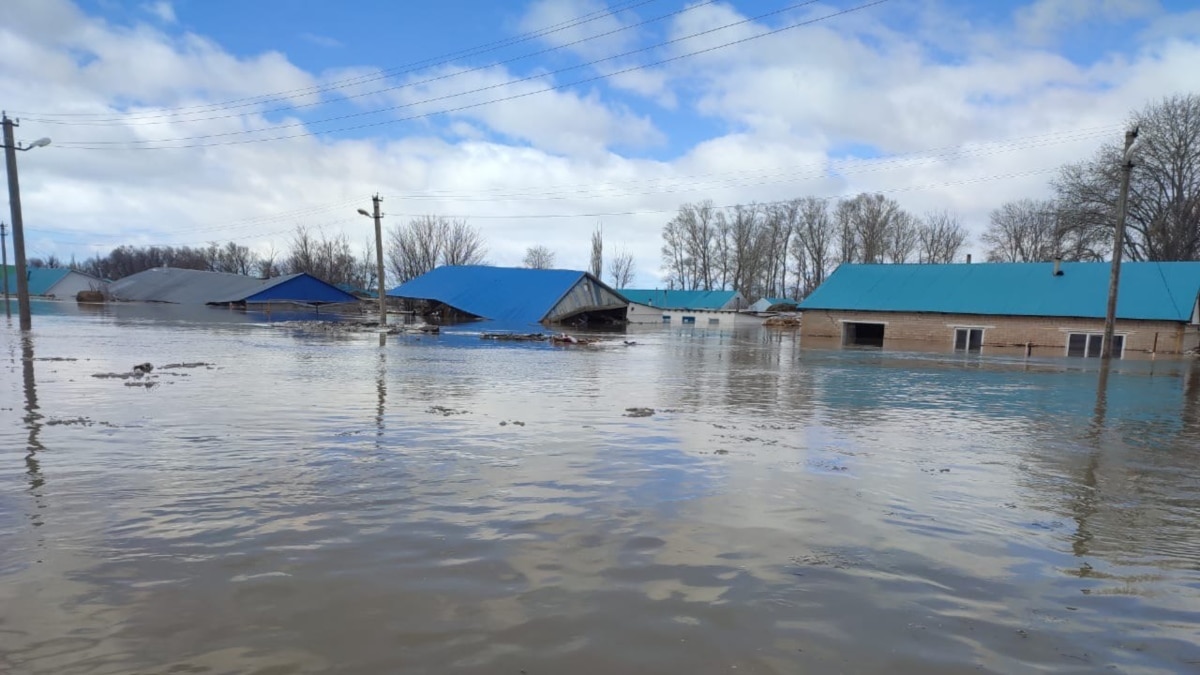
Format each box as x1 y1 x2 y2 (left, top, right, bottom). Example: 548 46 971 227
55 0 887 149
42 166 1060 248
26 0 719 127
12 0 663 121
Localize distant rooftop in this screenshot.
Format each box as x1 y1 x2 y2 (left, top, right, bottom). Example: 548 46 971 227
108 267 356 305
799 262 1200 322
621 289 744 310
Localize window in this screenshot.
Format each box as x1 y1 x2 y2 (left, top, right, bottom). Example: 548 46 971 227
682 316 696 324
1067 333 1124 359
954 328 983 353
661 315 670 323
708 317 720 325
843 322 885 348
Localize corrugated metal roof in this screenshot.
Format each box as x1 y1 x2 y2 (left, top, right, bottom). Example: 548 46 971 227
387 265 625 326
621 289 742 310
798 262 1200 321
3 266 71 295
108 268 356 305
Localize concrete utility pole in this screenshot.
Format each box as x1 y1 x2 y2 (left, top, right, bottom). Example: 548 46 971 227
2 113 50 332
1101 127 1140 359
358 195 388 326
1 221 10 319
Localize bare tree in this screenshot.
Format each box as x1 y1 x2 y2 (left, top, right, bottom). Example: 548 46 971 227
609 249 635 288
286 225 362 286
388 215 487 284
524 245 556 269
590 224 603 278
441 219 488 266
981 199 1061 262
1055 94 1200 261
917 211 969 263
792 197 833 296
884 212 919 264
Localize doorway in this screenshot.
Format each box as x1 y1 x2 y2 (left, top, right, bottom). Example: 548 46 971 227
843 321 885 348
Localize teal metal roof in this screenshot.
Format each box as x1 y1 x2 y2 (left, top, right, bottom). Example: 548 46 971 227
798 262 1200 322
622 289 740 310
2 266 71 296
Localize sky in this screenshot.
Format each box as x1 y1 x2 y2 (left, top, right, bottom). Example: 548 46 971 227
2 0 1199 286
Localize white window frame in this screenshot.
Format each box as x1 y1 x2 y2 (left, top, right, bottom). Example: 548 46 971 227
1065 332 1126 359
952 326 986 353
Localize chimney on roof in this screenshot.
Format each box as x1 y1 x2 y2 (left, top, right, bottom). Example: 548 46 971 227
1053 257 1064 276
966 254 972 264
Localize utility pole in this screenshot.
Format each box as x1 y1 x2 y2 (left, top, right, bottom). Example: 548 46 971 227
1 221 10 319
1101 127 1139 359
372 194 387 326
3 113 33 331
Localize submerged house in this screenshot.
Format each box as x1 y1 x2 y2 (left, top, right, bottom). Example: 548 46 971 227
798 262 1200 357
107 267 357 307
387 265 628 329
621 288 757 326
2 265 107 299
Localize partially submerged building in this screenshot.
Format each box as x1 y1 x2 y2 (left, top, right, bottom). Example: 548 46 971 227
621 288 758 326
747 297 799 313
798 262 1200 357
107 267 357 307
2 265 107 299
387 265 628 329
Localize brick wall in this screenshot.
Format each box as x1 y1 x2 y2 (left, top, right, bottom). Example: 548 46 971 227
800 310 1192 356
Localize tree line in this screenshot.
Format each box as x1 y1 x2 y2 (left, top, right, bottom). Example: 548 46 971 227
661 93 1200 299
661 195 967 299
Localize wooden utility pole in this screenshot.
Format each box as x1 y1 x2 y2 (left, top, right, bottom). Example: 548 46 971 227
1 221 10 319
3 113 33 331
1101 127 1139 359
372 194 387 326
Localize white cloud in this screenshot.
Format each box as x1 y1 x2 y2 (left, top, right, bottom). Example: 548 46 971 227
3 0 1200 286
1015 0 1160 43
142 0 175 24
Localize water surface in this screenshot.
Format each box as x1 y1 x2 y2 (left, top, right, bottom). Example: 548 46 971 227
2 303 1199 674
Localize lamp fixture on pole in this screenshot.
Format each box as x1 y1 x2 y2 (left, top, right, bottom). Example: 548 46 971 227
2 112 51 332
357 196 387 328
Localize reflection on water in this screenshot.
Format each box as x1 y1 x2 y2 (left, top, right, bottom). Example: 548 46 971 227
1 308 1199 674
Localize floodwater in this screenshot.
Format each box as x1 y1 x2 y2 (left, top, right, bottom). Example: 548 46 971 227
2 301 1199 674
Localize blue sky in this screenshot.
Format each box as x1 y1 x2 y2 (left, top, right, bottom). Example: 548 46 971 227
3 0 1200 283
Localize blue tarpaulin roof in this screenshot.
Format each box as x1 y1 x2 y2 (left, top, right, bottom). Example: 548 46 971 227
798 262 1200 322
2 266 70 296
388 265 610 326
621 289 740 310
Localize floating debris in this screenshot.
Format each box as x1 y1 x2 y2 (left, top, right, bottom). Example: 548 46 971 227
427 405 469 417
160 362 214 370
764 315 801 328
132 362 154 375
481 332 548 342
623 407 655 418
125 381 158 388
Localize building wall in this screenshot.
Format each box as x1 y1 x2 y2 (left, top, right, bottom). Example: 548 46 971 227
46 272 107 299
626 302 763 327
800 309 1192 356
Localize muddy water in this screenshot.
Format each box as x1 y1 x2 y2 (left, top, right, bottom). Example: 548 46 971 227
2 304 1199 674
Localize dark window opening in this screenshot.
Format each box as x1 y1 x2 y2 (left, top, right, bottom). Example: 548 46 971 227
682 316 696 324
843 322 885 348
1067 333 1123 359
954 328 983 353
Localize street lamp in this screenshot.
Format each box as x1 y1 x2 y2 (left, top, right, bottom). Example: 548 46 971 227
357 195 387 327
2 112 50 331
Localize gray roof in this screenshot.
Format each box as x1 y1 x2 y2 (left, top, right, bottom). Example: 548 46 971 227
109 268 307 304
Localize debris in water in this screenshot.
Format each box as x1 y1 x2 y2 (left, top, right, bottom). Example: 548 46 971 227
125 381 158 388
160 362 214 370
427 405 469 416
133 362 154 375
623 407 655 418
763 315 801 328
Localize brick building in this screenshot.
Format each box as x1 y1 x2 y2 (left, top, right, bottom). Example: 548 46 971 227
798 262 1200 358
